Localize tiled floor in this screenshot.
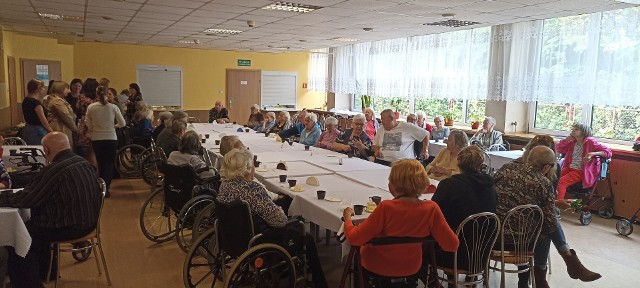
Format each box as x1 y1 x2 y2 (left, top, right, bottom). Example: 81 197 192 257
39 178 639 287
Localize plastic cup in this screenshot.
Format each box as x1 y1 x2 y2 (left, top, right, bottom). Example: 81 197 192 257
279 175 287 183
288 179 297 187
317 190 326 200
354 205 365 215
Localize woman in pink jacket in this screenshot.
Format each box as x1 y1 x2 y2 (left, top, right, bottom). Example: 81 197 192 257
556 123 612 199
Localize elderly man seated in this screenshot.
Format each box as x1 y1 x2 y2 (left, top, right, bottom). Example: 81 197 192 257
470 116 504 151
332 114 373 159
0 132 101 287
208 100 229 123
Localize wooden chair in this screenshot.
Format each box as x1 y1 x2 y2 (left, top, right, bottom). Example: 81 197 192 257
47 178 112 287
489 205 543 288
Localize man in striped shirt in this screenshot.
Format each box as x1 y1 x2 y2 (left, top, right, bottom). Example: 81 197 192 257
0 132 101 287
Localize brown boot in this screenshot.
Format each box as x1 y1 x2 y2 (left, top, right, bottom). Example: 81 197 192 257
560 249 602 282
534 267 551 288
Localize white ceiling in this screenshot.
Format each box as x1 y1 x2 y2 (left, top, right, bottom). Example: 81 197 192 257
0 0 636 52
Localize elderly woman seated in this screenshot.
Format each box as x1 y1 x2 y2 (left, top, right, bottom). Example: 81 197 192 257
431 116 450 141
254 111 277 133
470 116 505 151
167 131 215 178
315 116 342 150
431 145 496 275
268 111 293 134
299 112 322 146
247 104 264 127
343 159 459 287
217 148 328 288
332 114 373 159
425 130 469 181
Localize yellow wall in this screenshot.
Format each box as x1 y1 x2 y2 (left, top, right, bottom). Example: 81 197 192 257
1 31 75 101
73 42 324 110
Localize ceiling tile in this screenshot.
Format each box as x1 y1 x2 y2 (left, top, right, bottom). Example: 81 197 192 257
199 4 256 13
494 5 558 17
189 9 240 18
213 0 274 8
136 11 185 21
408 0 484 9
455 1 526 13
87 0 143 10
331 0 399 11
146 0 205 9
140 4 194 15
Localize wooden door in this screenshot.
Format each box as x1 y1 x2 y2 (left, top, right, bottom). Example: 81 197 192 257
226 69 261 125
8 56 20 125
21 59 62 99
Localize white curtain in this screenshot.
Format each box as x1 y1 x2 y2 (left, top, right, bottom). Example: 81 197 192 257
331 27 491 100
491 7 640 107
308 48 329 92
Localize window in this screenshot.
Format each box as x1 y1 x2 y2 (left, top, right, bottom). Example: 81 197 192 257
466 100 486 123
533 102 583 132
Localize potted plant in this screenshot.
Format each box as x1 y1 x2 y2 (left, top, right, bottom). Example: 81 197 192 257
360 95 373 112
442 111 455 126
390 97 402 119
470 114 483 129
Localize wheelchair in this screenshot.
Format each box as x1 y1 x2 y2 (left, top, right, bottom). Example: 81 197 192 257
139 163 219 253
183 199 307 288
564 156 614 225
138 138 166 187
115 122 152 178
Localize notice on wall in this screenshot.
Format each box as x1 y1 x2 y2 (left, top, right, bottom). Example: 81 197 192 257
240 80 248 85
36 65 49 82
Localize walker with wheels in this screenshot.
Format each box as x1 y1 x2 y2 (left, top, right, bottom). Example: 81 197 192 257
616 208 639 236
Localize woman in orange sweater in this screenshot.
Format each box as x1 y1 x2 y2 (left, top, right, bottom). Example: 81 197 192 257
343 159 459 287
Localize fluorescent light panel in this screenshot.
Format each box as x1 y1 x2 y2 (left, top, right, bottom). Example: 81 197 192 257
262 2 323 13
425 19 480 28
615 0 640 4
177 40 200 44
38 12 84 22
331 37 359 42
202 28 243 35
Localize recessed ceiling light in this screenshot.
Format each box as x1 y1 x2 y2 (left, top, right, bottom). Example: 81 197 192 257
102 16 113 20
363 28 373 32
39 12 85 22
177 39 200 44
424 19 480 28
331 37 359 42
202 28 243 35
261 2 323 13
615 0 640 3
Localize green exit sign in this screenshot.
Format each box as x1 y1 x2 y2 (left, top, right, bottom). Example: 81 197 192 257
237 59 251 67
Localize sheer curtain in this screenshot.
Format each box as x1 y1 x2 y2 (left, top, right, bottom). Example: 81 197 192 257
308 48 329 92
331 27 491 100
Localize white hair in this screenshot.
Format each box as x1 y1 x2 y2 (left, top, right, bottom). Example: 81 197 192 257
485 116 496 126
266 112 276 120
434 116 444 122
220 147 253 180
416 111 426 118
305 112 318 123
325 116 338 126
364 107 375 114
353 114 366 122
252 104 260 110
280 111 291 120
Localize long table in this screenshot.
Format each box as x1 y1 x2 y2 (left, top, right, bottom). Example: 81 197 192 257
0 190 31 258
1 145 46 170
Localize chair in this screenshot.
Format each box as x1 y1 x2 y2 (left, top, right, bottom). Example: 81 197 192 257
436 212 500 287
2 137 27 145
339 237 437 288
188 116 201 123
490 205 544 288
47 178 112 287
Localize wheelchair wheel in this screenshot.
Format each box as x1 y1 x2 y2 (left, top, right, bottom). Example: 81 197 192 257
616 219 633 236
176 195 215 253
579 211 592 225
598 205 614 219
183 228 223 288
116 144 146 178
139 153 161 187
225 243 296 288
71 241 93 261
140 188 177 242
192 202 216 242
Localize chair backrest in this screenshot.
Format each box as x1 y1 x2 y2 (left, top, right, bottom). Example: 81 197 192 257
3 137 27 145
453 212 500 276
214 199 255 259
499 205 543 265
162 164 200 212
96 178 107 236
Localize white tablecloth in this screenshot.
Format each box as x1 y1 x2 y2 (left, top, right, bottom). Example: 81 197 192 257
487 150 523 170
1 145 45 170
254 161 333 180
338 169 391 191
0 190 31 258
428 140 447 157
307 155 389 172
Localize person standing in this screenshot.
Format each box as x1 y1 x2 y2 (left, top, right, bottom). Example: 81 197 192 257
64 78 83 120
86 86 126 197
22 79 53 145
125 83 143 122
44 81 77 146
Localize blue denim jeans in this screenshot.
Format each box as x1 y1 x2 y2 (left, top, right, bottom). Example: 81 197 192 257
22 124 47 145
535 218 570 268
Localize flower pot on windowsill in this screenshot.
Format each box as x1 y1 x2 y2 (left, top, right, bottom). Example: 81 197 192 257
471 121 480 129
394 112 400 119
444 119 454 126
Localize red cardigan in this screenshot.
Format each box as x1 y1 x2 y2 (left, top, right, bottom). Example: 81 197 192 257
344 199 459 277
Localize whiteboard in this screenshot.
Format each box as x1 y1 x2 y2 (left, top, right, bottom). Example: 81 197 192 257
136 65 183 108
261 71 297 108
